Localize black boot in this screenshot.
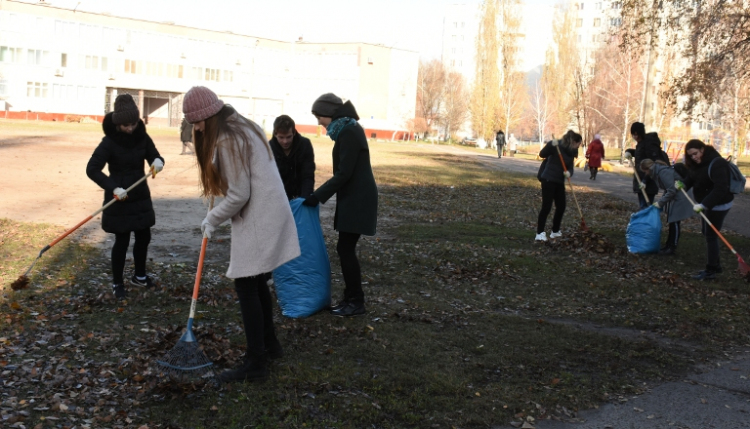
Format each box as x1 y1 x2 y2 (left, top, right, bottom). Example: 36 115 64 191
265 336 283 360
218 354 268 383
330 301 366 317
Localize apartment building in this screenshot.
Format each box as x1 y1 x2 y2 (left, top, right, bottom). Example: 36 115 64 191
0 0 418 138
441 3 478 82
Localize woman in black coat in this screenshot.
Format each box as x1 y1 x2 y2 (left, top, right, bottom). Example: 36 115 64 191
304 93 378 317
86 94 164 299
535 130 582 242
679 139 733 280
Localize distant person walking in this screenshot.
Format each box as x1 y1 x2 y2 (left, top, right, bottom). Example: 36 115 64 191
535 130 583 242
679 140 734 280
640 159 693 255
585 134 605 180
86 94 164 299
496 130 505 158
305 93 378 317
179 117 194 155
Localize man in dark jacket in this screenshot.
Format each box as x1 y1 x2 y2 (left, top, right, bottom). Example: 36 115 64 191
179 117 194 155
631 122 662 208
496 130 505 158
269 115 315 200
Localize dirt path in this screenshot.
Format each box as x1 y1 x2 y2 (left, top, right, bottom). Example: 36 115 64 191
0 122 336 265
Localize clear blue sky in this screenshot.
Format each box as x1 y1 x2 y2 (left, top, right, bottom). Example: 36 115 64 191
31 0 558 69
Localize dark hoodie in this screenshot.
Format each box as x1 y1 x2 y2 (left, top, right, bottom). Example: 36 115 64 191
269 131 315 200
684 146 733 210
86 112 164 233
313 101 378 236
538 140 578 184
632 132 662 194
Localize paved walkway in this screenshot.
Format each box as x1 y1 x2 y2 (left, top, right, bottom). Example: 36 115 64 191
471 153 750 238
443 152 750 429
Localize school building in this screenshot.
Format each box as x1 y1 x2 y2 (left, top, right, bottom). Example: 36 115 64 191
0 0 418 139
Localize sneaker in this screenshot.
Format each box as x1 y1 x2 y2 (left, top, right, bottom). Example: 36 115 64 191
112 283 127 299
549 231 562 239
692 270 716 281
534 232 547 242
130 275 156 288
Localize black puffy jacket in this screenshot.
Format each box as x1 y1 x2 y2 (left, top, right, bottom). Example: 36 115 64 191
269 131 315 200
538 141 577 184
684 146 733 210
86 113 164 233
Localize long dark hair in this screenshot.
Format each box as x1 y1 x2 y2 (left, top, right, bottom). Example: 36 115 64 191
194 105 272 198
560 130 582 149
683 139 709 170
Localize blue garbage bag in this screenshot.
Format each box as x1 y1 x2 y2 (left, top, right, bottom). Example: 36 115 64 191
273 198 331 318
626 205 662 254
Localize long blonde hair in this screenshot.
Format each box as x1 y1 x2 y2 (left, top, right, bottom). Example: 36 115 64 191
194 105 273 198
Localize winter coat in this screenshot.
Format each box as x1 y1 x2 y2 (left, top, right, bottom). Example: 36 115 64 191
313 101 378 236
684 146 733 210
86 113 163 234
269 131 315 200
651 163 694 223
538 141 578 184
585 139 605 168
632 132 662 194
180 118 193 143
496 133 505 147
204 110 300 279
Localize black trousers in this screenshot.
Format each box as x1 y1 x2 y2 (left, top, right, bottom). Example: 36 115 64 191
537 180 566 234
111 228 151 284
589 167 599 179
337 232 363 304
664 221 681 249
235 274 277 357
701 209 729 272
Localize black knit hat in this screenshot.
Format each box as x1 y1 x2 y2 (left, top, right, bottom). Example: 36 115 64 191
311 93 343 117
112 94 140 125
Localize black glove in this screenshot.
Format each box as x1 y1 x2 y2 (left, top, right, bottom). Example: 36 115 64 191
302 194 319 207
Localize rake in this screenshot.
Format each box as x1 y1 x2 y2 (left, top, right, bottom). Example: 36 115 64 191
157 200 215 382
633 165 651 204
555 144 589 231
10 173 150 291
679 188 750 277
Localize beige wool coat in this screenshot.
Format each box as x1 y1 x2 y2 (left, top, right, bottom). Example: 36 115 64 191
205 113 300 279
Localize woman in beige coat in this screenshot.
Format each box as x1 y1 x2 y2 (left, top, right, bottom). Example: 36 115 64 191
183 86 300 383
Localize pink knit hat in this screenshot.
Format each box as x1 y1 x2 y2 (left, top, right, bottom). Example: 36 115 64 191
183 86 224 123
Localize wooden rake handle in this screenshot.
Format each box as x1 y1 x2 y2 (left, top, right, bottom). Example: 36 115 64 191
555 145 584 219
679 188 738 256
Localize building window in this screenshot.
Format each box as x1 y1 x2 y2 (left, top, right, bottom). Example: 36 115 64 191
580 2 584 9
27 49 49 66
60 53 67 67
0 46 23 63
594 18 601 27
27 82 48 98
222 70 234 82
610 17 622 26
576 18 583 27
453 22 458 28
0 79 7 97
612 1 622 8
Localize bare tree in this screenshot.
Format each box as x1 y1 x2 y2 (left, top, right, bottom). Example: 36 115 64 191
543 4 581 137
530 74 552 147
439 71 470 141
470 0 501 142
416 59 447 137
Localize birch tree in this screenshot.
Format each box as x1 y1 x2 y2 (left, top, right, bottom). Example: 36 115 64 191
497 0 525 140
416 59 447 137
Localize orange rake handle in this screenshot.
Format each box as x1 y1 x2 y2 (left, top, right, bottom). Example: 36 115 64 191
192 236 208 301
42 173 150 256
679 188 740 256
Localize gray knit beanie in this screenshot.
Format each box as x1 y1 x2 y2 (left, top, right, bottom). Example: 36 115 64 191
112 94 140 125
311 93 343 117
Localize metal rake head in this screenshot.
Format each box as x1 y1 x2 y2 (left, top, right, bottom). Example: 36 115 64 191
157 340 215 383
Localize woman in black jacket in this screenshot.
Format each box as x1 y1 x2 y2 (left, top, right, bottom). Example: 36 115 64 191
304 93 378 317
535 130 582 242
86 94 164 299
680 139 733 280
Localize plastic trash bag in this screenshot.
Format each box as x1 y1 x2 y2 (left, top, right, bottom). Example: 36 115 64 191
273 198 331 318
626 205 662 254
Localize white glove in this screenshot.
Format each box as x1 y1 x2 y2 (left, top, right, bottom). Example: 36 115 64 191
113 187 128 201
563 171 570 179
652 202 661 209
201 217 215 239
150 158 164 178
693 204 705 213
638 182 646 190
551 140 559 147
